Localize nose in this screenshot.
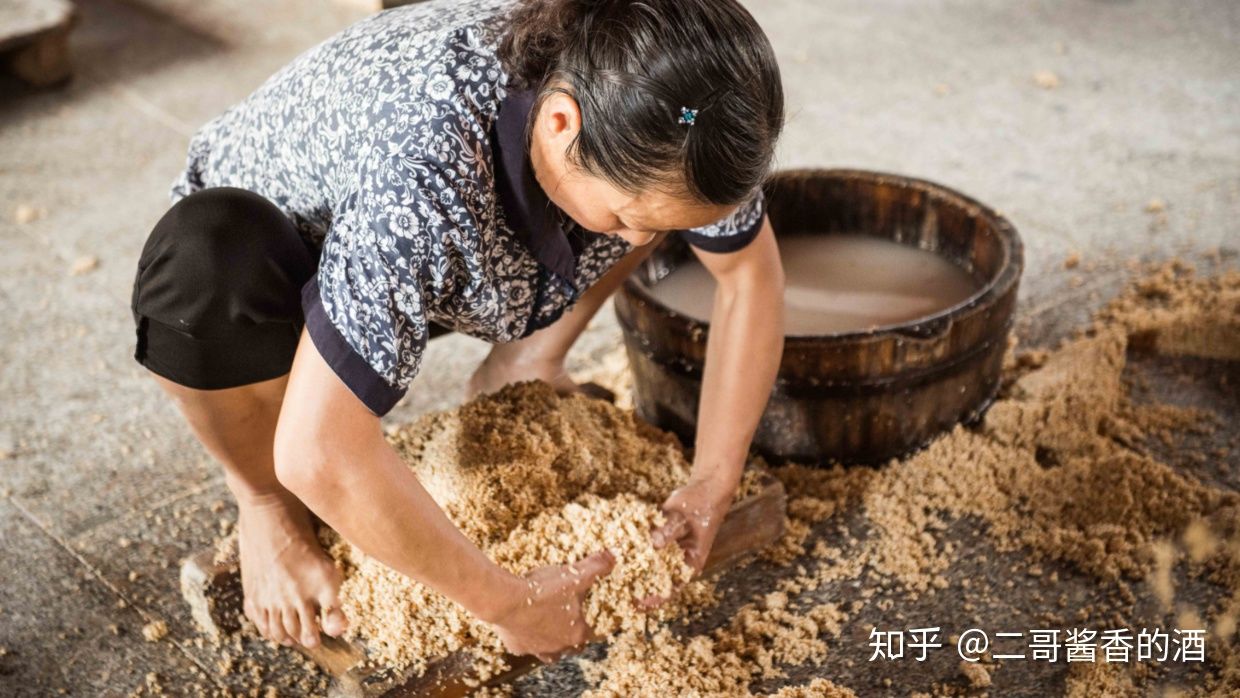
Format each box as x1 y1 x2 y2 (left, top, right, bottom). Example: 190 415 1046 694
614 228 657 247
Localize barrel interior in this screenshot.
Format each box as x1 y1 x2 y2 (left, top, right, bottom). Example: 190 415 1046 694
631 171 1010 329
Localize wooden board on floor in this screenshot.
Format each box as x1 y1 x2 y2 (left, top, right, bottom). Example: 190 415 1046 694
181 472 786 697
0 0 75 87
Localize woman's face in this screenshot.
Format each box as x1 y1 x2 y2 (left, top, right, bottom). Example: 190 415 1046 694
530 91 735 247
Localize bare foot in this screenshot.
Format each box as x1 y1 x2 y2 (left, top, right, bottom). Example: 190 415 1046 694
468 355 580 399
237 492 348 649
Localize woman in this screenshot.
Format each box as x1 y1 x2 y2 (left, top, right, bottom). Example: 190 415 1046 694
130 0 785 661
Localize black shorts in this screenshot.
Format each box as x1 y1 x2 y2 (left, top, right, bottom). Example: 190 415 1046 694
130 187 319 390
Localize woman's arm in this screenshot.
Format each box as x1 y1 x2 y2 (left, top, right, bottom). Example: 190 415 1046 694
653 216 785 572
273 327 614 661
471 237 664 395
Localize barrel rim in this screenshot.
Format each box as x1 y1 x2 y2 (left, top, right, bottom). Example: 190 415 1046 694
621 168 1025 346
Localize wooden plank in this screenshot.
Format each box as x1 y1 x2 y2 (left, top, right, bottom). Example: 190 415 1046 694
380 0 431 8
0 0 75 86
181 473 786 697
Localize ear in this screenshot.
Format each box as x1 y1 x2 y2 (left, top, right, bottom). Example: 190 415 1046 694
538 90 582 145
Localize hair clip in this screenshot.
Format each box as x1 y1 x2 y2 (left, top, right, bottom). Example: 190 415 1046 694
678 107 699 126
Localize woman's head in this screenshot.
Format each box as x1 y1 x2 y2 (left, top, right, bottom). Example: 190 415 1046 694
499 0 784 244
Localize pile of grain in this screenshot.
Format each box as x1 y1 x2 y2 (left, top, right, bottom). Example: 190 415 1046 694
323 381 708 676
488 493 699 637
579 592 848 697
388 381 692 545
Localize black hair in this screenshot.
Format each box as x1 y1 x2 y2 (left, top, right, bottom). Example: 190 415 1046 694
498 0 784 206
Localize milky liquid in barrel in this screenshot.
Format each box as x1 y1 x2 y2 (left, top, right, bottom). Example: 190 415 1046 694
646 234 980 335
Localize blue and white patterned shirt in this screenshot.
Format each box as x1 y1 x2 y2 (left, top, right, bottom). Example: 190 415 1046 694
170 0 766 415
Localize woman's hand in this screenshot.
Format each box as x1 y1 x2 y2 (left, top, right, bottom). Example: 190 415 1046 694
652 476 736 575
487 550 615 663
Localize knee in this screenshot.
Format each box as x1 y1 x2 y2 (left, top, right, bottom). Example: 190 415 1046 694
132 188 318 351
273 429 335 503
134 187 313 311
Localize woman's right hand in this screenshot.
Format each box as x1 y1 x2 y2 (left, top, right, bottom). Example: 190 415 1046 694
487 550 615 663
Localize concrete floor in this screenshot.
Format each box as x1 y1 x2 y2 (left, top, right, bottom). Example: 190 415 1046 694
0 0 1236 695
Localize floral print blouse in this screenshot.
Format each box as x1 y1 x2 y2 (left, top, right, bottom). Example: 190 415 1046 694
169 0 767 415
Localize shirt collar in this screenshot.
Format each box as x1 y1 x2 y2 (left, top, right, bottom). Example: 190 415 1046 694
492 88 578 284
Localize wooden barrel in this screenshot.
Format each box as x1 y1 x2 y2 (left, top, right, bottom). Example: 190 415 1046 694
615 169 1024 464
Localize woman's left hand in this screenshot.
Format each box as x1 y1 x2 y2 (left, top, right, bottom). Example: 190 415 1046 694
651 475 736 576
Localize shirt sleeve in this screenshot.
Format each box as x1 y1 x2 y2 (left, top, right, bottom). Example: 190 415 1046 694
302 155 433 417
677 188 767 253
